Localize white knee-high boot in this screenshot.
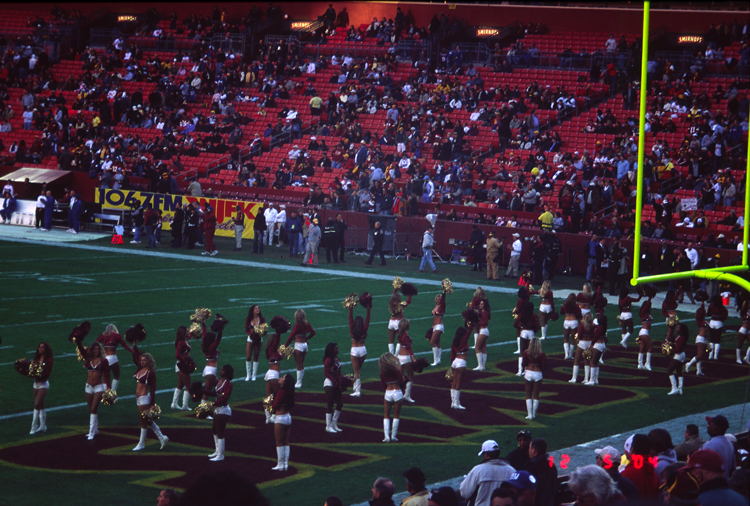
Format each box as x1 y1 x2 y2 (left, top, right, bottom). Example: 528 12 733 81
273 447 285 470
532 399 539 418
668 375 679 394
326 413 335 432
210 439 225 461
525 399 533 419
645 353 652 371
712 344 720 360
454 390 465 409
295 369 304 388
745 348 750 364
332 410 343 432
564 342 571 359
515 337 521 354
388 343 395 354
252 361 259 381
391 418 400 441
621 332 630 347
432 347 440 366
474 352 483 371
637 353 644 369
182 390 191 411
245 361 252 381
111 379 119 393
569 365 579 383
87 414 98 440
350 378 361 397
150 423 168 449
38 409 47 432
583 365 591 384
685 357 697 373
283 445 290 470
383 419 391 442
404 382 415 402
677 376 684 395
696 361 704 375
737 349 743 364
473 333 478 349
30 409 40 434
482 353 488 370
541 325 548 340
208 435 219 457
171 388 181 409
450 389 456 408
133 428 148 450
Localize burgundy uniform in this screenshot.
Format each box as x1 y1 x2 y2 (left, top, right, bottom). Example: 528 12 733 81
324 357 342 386
522 351 548 370
640 299 653 322
562 300 582 319
707 304 728 323
285 322 316 347
350 306 370 340
245 315 266 346
96 333 133 353
515 314 541 332
134 368 156 401
619 294 641 313
398 332 413 355
266 334 282 363
213 379 232 408
380 369 406 391
451 332 470 363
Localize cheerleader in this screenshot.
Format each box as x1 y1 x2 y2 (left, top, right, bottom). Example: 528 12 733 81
132 351 168 451
593 290 608 365
576 283 595 318
707 295 728 360
202 330 221 400
685 301 709 376
207 364 234 461
379 353 406 443
522 337 546 419
429 291 447 366
396 319 417 402
569 313 594 383
323 343 344 433
285 309 316 388
471 287 488 349
387 289 411 354
474 299 491 371
513 287 531 354
738 298 750 364
349 299 371 397
29 342 53 434
75 339 110 440
586 314 608 386
662 288 682 354
561 294 581 359
514 301 540 376
637 287 655 371
95 324 133 393
666 323 688 395
618 288 641 348
271 374 295 471
533 280 555 340
265 317 290 424
244 305 266 381
450 327 469 410
172 326 193 411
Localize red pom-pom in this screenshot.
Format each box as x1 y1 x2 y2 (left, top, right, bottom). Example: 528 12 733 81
400 283 418 297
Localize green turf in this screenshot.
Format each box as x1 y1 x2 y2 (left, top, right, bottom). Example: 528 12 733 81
0 236 746 506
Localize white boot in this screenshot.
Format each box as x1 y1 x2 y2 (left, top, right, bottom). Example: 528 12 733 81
171 388 181 409
332 410 343 432
208 435 219 457
620 332 630 348
696 361 704 376
745 348 750 364
712 344 720 360
532 400 539 419
395 344 401 355
295 369 304 388
667 375 679 395
569 366 579 383
432 347 440 366
251 361 259 381
132 428 148 451
404 382 415 402
677 376 684 395
87 414 98 440
182 390 191 411
38 409 47 433
151 423 168 449
514 337 521 354
516 357 524 376
326 413 336 433
388 343 395 354
350 378 361 397
383 419 391 442
474 352 483 371
588 367 599 385
685 357 696 373
645 353 652 371
564 342 571 359
111 379 119 393
738 349 744 365
599 353 604 365
450 389 456 408
482 353 488 370
283 445 290 471
210 439 225 461
473 333 478 349
272 447 285 470
541 325 547 340
454 390 465 409
525 399 533 419
30 409 40 434
245 361 252 381
391 418 400 442
637 353 644 370
265 411 271 424
583 365 591 384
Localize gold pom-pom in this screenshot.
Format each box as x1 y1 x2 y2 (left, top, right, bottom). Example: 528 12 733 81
667 315 679 328
442 278 453 294
253 323 268 337
263 394 275 414
195 401 214 419
190 308 212 323
445 369 454 382
342 293 359 309
75 345 85 362
393 276 404 291
582 348 593 361
661 341 675 357
188 322 203 339
635 335 642 346
15 359 31 377
278 345 294 359
28 361 44 378
102 389 118 406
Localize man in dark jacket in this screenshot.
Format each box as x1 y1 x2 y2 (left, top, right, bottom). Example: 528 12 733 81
323 217 338 263
285 210 303 257
470 225 486 272
369 477 396 506
524 438 557 506
506 430 532 471
335 213 348 262
365 221 386 266
171 202 184 248
253 204 266 254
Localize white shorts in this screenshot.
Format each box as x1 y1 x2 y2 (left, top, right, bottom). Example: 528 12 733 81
294 342 308 352
214 405 232 416
265 370 280 381
351 346 367 357
639 329 649 336
433 324 445 332
578 340 592 350
709 320 723 329
247 336 254 343
34 380 49 390
620 312 632 321
175 362 180 373
203 365 217 377
520 330 535 340
740 326 749 334
540 303 552 313
105 354 118 365
452 358 467 369
580 308 591 316
137 394 151 406
479 328 490 337
398 354 411 365
384 389 404 403
593 342 606 352
524 370 543 382
696 335 707 344
85 383 107 394
324 378 334 387
674 352 686 362
274 413 291 425
564 320 579 330
388 319 400 331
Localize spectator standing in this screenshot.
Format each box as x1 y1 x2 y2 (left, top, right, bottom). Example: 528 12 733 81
202 204 218 256
302 218 321 266
275 205 287 247
506 431 533 470
365 221 386 266
171 202 184 248
506 233 522 278
232 205 245 251
264 203 278 246
420 225 438 273
286 210 303 257
34 190 46 229
460 440 517 506
253 204 267 254
323 217 338 263
486 231 503 280
335 213 348 262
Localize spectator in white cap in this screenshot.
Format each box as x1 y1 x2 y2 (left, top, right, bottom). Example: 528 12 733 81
275 204 286 247
264 203 277 246
460 440 516 506
594 446 638 501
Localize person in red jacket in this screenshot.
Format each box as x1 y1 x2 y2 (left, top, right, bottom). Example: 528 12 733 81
586 314 608 386
474 298 491 371
207 364 234 461
450 326 470 409
265 316 290 424
95 324 133 394
637 286 657 370
513 286 531 355
202 203 218 256
349 299 371 397
621 434 660 501
570 313 594 383
29 342 53 434
285 309 316 388
532 280 554 340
